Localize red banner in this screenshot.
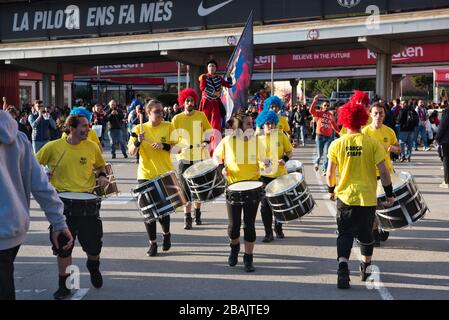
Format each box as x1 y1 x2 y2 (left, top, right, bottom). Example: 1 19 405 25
434 69 449 83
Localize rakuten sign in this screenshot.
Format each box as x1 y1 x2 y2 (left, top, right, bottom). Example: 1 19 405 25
367 46 424 62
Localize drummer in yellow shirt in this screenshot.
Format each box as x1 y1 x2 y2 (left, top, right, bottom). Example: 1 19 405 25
255 96 291 137
362 102 401 246
214 112 260 272
172 88 213 229
128 100 177 257
36 114 108 300
326 96 395 290
256 109 293 242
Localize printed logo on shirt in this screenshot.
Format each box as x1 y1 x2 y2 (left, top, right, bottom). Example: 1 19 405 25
384 137 388 143
80 157 87 165
346 146 362 157
161 137 167 143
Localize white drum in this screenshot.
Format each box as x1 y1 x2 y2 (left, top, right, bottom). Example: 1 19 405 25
58 192 101 216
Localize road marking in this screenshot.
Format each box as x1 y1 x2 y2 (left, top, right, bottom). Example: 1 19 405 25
70 288 90 300
101 192 134 205
313 169 395 300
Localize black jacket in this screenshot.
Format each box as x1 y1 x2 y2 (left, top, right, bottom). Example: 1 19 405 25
436 108 449 144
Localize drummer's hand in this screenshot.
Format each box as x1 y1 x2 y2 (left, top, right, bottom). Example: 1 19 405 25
51 228 74 251
138 133 145 142
278 159 286 166
222 167 228 177
385 196 395 206
98 176 109 188
329 193 336 201
46 172 53 180
152 143 163 150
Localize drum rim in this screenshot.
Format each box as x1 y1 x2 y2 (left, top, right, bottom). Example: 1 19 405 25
377 171 412 198
183 159 217 179
59 192 99 200
265 172 305 197
226 180 264 191
285 160 303 170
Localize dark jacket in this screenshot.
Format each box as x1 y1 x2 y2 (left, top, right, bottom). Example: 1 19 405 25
398 107 418 132
436 108 449 144
106 110 125 130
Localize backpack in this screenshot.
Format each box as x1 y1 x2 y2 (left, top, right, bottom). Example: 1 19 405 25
406 109 419 127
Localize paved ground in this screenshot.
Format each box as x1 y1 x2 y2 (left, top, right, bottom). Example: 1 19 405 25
15 141 449 300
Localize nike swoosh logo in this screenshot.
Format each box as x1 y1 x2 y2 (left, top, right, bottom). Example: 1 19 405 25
198 0 234 17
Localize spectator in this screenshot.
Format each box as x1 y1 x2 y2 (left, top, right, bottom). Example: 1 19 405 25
28 100 57 153
105 100 128 159
435 106 449 188
6 107 31 141
414 100 431 151
397 100 419 162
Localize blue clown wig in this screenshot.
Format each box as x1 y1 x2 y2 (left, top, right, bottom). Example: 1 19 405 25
70 107 92 122
256 110 279 129
262 96 283 112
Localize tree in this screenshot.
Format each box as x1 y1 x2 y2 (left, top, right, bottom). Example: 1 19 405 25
411 75 433 92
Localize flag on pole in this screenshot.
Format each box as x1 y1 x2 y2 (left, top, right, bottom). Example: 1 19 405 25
221 11 254 120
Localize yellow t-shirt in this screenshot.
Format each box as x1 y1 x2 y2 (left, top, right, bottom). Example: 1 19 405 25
258 130 293 178
278 116 291 134
171 111 212 162
362 125 397 175
36 137 106 192
327 133 386 206
214 135 260 184
339 116 373 136
128 121 175 180
62 129 101 150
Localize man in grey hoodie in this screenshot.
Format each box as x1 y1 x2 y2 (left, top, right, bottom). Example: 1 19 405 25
0 110 73 300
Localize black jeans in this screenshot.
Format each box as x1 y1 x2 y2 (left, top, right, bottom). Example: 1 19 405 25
0 245 21 300
443 143 449 184
336 199 376 260
139 179 171 241
226 201 259 242
260 176 278 234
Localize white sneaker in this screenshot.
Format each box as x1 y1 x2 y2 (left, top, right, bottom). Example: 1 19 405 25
424 147 431 151
439 183 449 189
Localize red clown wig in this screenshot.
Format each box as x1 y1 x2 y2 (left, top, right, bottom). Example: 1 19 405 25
178 88 199 106
338 101 369 131
349 90 370 106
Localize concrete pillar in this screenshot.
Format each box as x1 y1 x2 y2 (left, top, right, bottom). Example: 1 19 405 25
290 79 299 106
392 75 404 100
55 71 64 108
190 65 202 96
42 73 52 107
376 53 392 101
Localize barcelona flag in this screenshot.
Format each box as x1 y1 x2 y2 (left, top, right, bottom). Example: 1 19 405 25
221 11 254 120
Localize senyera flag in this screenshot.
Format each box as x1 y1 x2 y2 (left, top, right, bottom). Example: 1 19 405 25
221 11 254 120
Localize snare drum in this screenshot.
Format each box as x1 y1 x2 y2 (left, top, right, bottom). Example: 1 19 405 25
183 159 225 201
95 163 120 197
131 171 187 223
59 192 101 217
376 172 428 231
226 181 264 205
285 160 304 174
265 173 315 222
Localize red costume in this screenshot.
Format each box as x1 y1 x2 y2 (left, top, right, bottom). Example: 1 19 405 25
198 73 232 133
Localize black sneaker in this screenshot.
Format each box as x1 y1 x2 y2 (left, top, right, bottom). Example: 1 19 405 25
112 154 116 159
360 262 371 282
228 243 240 267
184 216 193 230
337 263 350 289
194 209 202 225
147 243 157 257
53 286 71 300
86 260 103 289
262 232 274 243
162 233 171 251
243 253 255 272
274 223 285 239
123 154 128 159
53 275 71 300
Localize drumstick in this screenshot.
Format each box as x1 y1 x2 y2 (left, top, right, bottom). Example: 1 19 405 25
139 113 143 133
51 150 66 175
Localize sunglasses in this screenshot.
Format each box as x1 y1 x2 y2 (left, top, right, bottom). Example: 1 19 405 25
152 110 162 114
